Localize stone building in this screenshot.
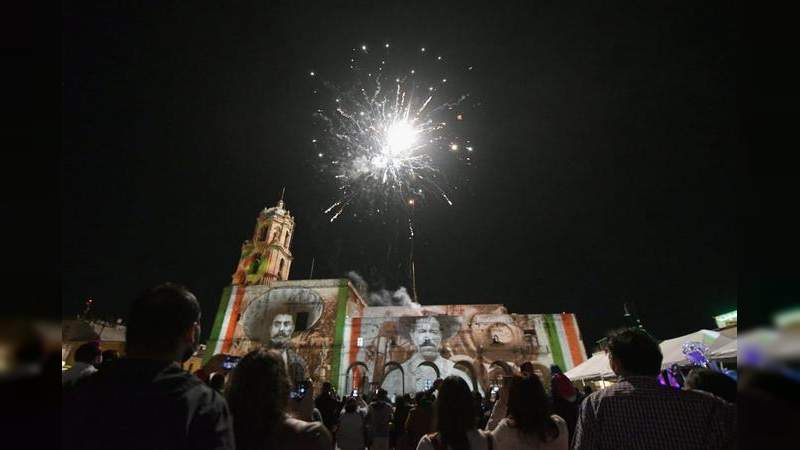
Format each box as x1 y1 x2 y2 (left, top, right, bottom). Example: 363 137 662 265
205 198 588 396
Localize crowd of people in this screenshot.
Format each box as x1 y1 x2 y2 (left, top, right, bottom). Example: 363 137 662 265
62 283 737 450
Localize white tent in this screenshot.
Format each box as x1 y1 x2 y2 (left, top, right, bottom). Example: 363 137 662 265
708 338 737 360
659 329 733 369
564 352 614 381
564 329 734 381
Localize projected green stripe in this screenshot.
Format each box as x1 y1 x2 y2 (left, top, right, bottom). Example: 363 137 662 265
329 280 349 392
544 314 566 370
205 286 232 363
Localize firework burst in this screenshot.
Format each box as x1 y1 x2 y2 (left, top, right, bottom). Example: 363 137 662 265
311 43 475 222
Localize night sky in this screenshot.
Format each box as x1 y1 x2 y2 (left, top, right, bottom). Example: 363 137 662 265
62 1 744 348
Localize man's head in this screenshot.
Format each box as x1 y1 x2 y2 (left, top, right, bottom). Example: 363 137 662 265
269 313 294 348
685 368 737 403
74 342 102 366
606 328 663 377
519 361 535 376
410 316 443 360
125 282 201 363
208 372 226 392
101 349 119 362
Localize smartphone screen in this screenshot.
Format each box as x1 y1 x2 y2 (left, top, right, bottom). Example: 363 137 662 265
222 355 241 370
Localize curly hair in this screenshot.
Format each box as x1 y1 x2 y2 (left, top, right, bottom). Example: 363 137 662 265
506 374 560 442
225 348 290 450
433 376 475 450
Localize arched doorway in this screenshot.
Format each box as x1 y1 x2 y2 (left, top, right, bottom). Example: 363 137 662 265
344 362 370 395
413 361 440 392
380 362 405 397
452 359 479 393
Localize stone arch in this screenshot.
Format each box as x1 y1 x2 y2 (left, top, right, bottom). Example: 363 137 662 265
380 361 405 395
490 360 514 375
451 358 479 392
344 361 370 394
417 360 440 378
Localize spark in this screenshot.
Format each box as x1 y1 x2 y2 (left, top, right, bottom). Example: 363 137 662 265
311 43 474 221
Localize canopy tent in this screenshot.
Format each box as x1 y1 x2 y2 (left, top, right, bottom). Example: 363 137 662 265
659 329 733 368
564 329 734 381
564 352 614 381
563 351 616 380
708 338 737 360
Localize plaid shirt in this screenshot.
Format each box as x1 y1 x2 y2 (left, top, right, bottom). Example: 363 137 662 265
572 376 735 450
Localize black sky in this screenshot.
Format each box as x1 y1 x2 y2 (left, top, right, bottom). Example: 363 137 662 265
62 1 745 347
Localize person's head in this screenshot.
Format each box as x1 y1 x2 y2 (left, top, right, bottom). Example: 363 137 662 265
269 313 294 348
125 283 201 363
410 316 443 360
376 388 388 401
414 391 425 404
226 349 290 450
345 397 358 413
519 361 535 376
321 381 332 395
606 328 662 376
685 368 737 403
506 374 560 441
433 376 476 450
100 349 119 366
208 371 226 391
74 342 102 366
551 373 578 402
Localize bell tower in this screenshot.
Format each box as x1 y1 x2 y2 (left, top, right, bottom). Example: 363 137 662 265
232 192 295 285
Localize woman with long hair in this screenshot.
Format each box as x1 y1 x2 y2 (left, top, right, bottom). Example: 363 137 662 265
225 348 331 450
417 376 492 450
489 375 567 450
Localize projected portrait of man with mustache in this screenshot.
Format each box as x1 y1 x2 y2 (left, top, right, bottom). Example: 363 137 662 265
241 287 324 385
384 315 463 394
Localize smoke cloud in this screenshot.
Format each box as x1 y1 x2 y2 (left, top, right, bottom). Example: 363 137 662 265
345 271 421 308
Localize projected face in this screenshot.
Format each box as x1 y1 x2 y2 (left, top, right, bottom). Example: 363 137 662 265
410 317 443 360
270 313 294 348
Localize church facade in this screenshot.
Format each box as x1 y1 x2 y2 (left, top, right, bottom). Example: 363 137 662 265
205 199 588 396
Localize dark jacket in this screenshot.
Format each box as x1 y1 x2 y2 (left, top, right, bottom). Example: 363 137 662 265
62 358 235 450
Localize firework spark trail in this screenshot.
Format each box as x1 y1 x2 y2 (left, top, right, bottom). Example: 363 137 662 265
311 43 475 222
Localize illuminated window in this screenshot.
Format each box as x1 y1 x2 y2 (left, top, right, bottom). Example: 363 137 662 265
357 337 364 347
